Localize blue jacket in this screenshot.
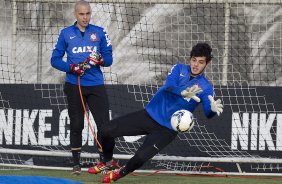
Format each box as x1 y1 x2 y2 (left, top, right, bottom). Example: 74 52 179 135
145 63 217 130
51 22 112 86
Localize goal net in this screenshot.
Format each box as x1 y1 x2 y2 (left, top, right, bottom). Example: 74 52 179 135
1 0 282 175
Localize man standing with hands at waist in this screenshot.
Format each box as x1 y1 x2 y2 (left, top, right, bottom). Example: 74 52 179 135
51 0 117 175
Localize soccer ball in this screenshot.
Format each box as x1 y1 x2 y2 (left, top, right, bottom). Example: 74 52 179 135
170 109 195 133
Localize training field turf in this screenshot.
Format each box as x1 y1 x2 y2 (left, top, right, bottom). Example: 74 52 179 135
1 168 282 184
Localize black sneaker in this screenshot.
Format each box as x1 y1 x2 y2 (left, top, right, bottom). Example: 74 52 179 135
72 165 81 175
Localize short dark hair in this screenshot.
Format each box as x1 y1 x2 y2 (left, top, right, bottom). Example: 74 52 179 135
190 42 213 62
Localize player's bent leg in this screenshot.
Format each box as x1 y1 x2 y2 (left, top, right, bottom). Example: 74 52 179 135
88 160 120 175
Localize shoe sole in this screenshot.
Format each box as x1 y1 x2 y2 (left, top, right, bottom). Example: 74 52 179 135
72 171 81 175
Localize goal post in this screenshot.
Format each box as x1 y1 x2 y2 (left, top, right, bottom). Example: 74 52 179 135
2 148 282 164
1 0 282 176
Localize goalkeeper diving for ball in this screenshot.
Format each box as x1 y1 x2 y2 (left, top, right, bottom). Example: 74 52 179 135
89 42 223 183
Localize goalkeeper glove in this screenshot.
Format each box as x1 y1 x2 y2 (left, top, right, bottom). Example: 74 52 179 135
208 95 223 116
88 51 104 66
181 84 203 103
70 62 90 76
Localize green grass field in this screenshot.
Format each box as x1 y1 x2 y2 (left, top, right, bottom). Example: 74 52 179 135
1 168 282 184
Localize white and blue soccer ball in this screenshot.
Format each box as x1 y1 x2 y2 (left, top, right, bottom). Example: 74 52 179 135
170 109 195 133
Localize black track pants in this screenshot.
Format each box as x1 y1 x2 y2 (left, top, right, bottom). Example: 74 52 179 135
101 109 177 172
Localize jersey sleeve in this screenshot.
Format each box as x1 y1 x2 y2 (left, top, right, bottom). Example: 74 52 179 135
163 64 182 96
50 30 71 72
100 29 113 67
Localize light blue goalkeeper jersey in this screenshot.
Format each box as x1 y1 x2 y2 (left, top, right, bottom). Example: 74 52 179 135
145 63 217 130
51 22 112 86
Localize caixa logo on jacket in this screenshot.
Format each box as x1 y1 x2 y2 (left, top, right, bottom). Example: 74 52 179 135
71 46 97 54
